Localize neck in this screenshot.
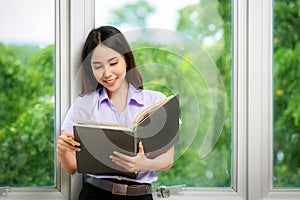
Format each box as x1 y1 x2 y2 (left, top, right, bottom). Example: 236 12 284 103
108 82 129 114
108 82 129 99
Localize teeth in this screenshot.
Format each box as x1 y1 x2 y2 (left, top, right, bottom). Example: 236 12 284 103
105 78 116 84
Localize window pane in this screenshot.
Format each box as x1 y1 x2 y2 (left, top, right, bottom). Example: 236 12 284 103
0 0 55 187
95 0 232 187
273 0 300 188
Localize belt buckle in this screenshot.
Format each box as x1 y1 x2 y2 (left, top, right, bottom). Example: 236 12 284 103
112 183 128 196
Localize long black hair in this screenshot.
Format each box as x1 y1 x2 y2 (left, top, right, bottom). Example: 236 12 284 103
80 25 143 96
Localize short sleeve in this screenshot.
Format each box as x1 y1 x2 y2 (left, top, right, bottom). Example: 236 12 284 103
61 91 98 133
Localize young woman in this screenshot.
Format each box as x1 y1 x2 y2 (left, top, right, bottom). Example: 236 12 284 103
56 25 175 200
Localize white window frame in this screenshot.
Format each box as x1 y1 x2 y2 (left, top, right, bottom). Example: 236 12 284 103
248 0 300 200
2 0 67 199
3 0 300 199
2 0 93 199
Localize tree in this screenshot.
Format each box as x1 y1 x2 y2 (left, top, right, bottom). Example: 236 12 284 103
108 0 155 28
273 0 300 187
0 44 55 187
108 0 232 187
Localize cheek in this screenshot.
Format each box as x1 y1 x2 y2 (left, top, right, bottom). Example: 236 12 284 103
116 60 127 76
115 66 127 77
92 69 102 80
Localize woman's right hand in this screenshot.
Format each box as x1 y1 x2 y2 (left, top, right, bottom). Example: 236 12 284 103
57 132 81 154
56 132 80 174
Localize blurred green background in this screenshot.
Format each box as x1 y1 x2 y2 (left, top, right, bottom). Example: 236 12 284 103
0 0 299 188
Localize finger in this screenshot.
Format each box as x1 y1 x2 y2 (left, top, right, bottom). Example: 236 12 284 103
57 138 81 152
110 154 133 166
110 156 133 172
63 131 74 137
111 159 129 171
65 137 80 146
57 142 79 153
109 155 123 163
112 151 132 162
110 155 127 167
61 131 75 140
138 141 144 154
60 134 80 146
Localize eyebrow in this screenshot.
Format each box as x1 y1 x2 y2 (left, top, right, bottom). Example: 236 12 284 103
91 56 119 65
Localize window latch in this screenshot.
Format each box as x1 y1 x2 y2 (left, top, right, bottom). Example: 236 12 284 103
153 184 186 198
0 186 10 197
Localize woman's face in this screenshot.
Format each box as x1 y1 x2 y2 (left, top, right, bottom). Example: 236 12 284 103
91 44 127 95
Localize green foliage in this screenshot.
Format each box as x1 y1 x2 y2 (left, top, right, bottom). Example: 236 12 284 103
1 0 298 189
0 44 25 126
108 0 155 28
274 0 300 50
273 42 300 187
0 44 55 187
9 44 41 65
154 0 232 187
133 40 231 187
273 0 300 187
97 0 233 187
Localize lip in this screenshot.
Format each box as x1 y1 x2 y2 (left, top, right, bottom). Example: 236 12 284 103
104 77 117 86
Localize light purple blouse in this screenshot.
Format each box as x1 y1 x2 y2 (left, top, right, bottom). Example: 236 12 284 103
61 84 166 184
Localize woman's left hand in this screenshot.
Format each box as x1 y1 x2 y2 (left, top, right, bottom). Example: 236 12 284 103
109 141 150 172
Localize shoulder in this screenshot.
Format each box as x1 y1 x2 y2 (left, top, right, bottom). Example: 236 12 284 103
73 90 99 105
72 90 99 115
62 90 100 132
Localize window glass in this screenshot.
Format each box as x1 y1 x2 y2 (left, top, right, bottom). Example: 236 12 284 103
0 0 55 187
273 0 300 188
95 0 232 187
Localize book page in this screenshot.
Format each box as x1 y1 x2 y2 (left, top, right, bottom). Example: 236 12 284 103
133 94 175 124
75 118 131 130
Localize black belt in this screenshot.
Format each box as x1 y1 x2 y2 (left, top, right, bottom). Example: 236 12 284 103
86 177 152 196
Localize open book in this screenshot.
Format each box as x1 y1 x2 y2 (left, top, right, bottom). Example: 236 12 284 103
73 93 179 178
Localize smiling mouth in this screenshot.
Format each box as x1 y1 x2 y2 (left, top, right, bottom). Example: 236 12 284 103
104 78 117 86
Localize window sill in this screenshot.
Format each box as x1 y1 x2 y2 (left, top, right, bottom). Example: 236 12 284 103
152 188 244 200
264 190 300 200
3 189 66 200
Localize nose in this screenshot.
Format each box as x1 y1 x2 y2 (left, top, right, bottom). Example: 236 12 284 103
102 65 112 77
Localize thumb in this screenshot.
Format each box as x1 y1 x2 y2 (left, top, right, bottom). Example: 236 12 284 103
138 141 144 154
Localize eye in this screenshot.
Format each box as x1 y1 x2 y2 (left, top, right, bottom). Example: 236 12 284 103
93 65 103 70
110 61 118 66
